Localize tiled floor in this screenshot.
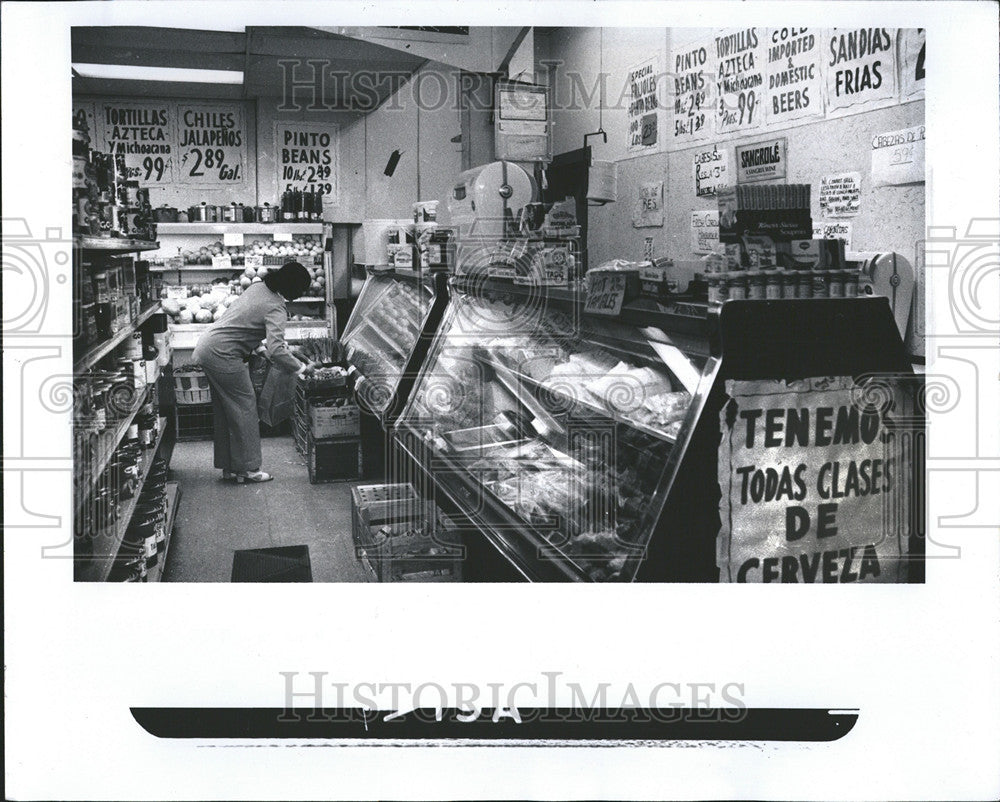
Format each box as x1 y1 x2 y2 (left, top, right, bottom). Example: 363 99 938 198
162 436 371 582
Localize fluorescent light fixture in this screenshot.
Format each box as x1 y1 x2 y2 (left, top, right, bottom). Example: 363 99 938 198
72 63 243 84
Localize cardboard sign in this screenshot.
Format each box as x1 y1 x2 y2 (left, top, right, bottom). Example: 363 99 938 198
717 376 911 583
871 124 925 186
626 54 664 154
223 232 245 247
177 103 246 184
824 28 898 112
211 255 233 270
819 172 862 217
691 210 720 254
693 144 731 197
585 272 628 316
633 181 664 227
713 27 767 136
736 138 787 183
764 28 825 124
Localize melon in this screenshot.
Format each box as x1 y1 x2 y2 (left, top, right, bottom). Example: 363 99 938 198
239 276 252 288
178 309 194 324
162 298 181 316
252 276 262 283
194 309 213 324
244 267 257 279
213 308 225 321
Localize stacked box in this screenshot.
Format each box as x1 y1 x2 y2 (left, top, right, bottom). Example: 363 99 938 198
306 432 362 484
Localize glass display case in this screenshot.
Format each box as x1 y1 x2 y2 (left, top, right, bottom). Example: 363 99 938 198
394 278 713 582
394 279 923 583
341 267 446 421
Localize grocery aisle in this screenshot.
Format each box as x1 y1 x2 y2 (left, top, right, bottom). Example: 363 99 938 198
162 436 370 582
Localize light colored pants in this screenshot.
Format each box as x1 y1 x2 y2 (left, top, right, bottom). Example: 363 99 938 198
201 362 261 473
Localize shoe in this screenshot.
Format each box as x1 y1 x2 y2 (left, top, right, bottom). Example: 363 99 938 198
236 471 273 484
222 470 236 481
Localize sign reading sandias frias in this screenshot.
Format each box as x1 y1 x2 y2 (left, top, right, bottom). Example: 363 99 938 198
717 376 912 583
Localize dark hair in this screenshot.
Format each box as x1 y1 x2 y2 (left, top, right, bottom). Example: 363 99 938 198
264 261 311 300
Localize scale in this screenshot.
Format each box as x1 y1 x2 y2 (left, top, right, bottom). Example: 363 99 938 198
853 251 915 338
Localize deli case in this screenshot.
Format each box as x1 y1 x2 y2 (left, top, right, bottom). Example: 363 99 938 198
392 277 923 583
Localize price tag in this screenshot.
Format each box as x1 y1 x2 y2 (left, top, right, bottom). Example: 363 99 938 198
244 254 264 269
273 231 293 242
165 285 189 299
166 255 184 271
211 255 232 270
223 232 244 247
584 272 627 316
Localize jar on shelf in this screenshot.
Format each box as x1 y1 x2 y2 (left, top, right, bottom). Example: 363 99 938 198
844 270 860 297
764 271 783 300
829 270 846 298
797 272 813 299
746 271 766 300
728 275 747 300
782 272 798 299
812 271 830 298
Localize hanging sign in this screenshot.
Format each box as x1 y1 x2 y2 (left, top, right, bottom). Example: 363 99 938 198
713 27 766 136
626 53 664 154
736 137 787 183
691 210 720 254
764 28 825 125
819 171 861 217
669 36 712 145
871 124 925 186
824 28 898 112
177 103 246 184
97 101 175 183
717 376 910 583
693 144 731 197
633 181 664 227
274 121 338 201
899 28 925 99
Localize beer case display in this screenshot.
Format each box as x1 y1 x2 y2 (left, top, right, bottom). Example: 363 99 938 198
394 281 923 583
341 268 448 421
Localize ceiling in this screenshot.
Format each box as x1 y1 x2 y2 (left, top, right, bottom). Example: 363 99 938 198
72 26 428 111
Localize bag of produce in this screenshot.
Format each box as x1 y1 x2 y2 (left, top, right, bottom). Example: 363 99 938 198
256 362 297 426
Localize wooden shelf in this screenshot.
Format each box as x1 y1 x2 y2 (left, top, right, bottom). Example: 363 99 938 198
74 303 162 372
148 481 181 583
79 236 160 252
76 417 167 583
156 222 323 235
149 264 242 272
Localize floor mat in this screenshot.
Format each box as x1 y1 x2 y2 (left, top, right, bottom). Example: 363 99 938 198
231 545 313 582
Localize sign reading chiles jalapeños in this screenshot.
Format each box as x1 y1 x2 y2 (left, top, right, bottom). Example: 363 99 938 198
717 376 911 583
177 103 246 184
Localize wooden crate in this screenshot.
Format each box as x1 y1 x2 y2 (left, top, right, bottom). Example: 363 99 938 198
309 400 360 438
363 520 463 582
306 433 362 484
350 483 423 549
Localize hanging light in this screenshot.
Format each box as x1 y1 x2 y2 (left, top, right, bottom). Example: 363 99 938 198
585 28 617 206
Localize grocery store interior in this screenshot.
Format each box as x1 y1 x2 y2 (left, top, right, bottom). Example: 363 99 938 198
72 25 926 583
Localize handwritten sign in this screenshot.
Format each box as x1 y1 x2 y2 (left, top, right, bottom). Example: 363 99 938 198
633 181 663 228
819 172 861 217
813 220 853 249
177 103 246 184
899 28 925 99
275 121 338 202
693 145 731 197
871 124 925 186
585 271 628 316
98 101 175 183
713 27 766 135
717 376 910 583
691 210 720 254
765 28 825 124
825 28 897 112
626 54 663 154
736 137 787 183
670 36 712 144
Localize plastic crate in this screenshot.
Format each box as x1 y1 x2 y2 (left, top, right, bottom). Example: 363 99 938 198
306 433 362 484
174 402 214 441
173 367 212 405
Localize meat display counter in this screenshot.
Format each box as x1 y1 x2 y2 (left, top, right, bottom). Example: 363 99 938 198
341 266 449 424
392 278 923 583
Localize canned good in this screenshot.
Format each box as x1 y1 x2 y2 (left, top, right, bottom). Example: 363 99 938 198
797 274 814 299
782 273 798 299
844 271 860 297
812 271 830 298
765 272 783 299
728 277 747 300
829 271 845 297
747 272 766 300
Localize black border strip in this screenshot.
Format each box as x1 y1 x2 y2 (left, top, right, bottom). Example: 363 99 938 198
131 707 857 742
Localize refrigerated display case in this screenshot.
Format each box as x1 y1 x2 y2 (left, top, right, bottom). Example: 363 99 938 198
341 267 449 424
393 278 922 583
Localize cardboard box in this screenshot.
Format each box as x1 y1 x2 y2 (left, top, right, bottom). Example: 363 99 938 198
309 402 361 438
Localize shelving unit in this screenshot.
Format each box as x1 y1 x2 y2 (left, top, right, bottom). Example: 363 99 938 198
155 222 323 235
76 417 168 583
74 302 162 372
78 236 159 252
148 481 181 583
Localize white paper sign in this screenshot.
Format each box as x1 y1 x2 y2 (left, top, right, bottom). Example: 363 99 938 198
813 220 853 249
713 28 767 136
669 35 713 145
223 232 244 247
819 172 862 217
691 210 720 254
824 28 898 112
693 145 731 197
899 28 926 99
764 28 825 124
633 181 664 227
871 125 925 186
626 53 664 154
